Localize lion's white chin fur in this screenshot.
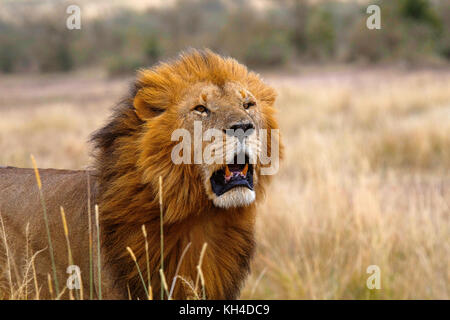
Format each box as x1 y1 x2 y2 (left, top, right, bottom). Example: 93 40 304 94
212 187 256 209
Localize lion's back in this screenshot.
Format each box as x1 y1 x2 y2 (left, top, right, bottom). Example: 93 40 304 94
0 167 94 219
0 167 96 299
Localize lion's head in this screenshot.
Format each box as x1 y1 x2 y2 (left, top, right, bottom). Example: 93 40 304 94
93 49 280 224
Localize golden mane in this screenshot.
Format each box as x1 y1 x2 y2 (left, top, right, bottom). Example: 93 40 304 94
91 49 280 299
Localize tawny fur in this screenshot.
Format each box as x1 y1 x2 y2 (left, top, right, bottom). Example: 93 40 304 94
0 50 281 300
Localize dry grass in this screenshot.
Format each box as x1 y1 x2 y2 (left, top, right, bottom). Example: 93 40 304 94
0 67 449 299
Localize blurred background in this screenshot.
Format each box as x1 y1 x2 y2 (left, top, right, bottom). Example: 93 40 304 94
0 0 449 299
0 0 449 74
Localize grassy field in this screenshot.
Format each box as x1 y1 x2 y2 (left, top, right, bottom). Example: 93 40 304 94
0 66 449 299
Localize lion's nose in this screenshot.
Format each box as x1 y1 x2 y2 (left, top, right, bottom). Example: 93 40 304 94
225 122 255 135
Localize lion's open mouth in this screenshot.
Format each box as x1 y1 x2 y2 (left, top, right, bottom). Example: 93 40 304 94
210 154 254 196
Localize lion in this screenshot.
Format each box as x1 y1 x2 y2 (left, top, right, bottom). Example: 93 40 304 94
0 49 281 300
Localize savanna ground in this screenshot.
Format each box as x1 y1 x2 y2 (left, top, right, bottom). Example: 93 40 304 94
0 66 449 299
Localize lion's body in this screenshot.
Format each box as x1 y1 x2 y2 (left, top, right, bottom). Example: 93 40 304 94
0 168 95 299
0 167 255 300
0 50 280 300
0 166 255 300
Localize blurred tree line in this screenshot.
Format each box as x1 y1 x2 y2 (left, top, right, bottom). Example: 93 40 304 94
0 0 448 75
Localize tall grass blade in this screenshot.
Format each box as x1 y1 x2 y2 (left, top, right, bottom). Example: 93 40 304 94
25 223 30 300
0 210 13 298
95 204 102 299
31 155 60 297
141 225 153 300
126 246 149 299
195 242 208 299
87 172 93 300
159 175 164 300
159 269 170 300
60 206 82 300
169 242 192 299
47 273 53 300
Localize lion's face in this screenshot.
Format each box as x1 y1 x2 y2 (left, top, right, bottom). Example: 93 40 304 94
173 81 265 209
131 50 279 217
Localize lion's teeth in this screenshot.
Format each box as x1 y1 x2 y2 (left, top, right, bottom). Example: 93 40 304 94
241 163 248 176
225 165 231 178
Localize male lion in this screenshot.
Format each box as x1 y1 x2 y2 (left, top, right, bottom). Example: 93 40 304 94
0 50 281 300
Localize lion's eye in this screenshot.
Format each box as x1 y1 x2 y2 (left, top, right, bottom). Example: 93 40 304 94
243 101 256 110
194 105 209 114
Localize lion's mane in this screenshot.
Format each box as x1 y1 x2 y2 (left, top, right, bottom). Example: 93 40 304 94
91 49 279 299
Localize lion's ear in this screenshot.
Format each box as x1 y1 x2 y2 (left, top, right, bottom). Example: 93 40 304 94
133 89 165 120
